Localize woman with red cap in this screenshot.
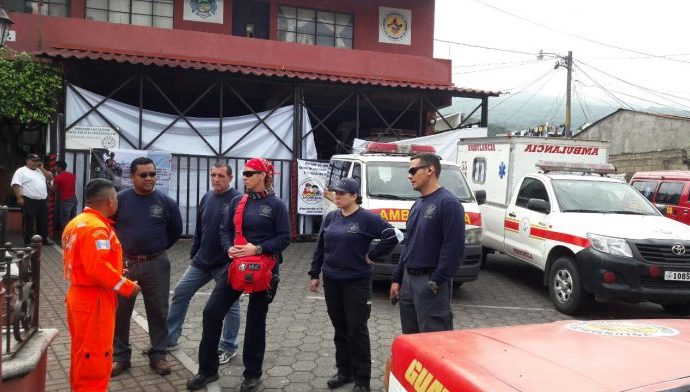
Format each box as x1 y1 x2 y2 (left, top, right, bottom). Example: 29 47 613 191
187 158 290 392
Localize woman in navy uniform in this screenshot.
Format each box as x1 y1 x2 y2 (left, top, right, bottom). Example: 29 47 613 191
309 178 399 392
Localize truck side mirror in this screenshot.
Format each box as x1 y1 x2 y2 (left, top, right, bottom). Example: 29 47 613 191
474 190 487 205
527 198 550 213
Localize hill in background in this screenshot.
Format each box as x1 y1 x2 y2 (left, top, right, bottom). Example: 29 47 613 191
444 95 690 136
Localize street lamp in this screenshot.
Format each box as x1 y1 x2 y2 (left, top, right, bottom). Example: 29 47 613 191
0 5 14 48
538 50 573 137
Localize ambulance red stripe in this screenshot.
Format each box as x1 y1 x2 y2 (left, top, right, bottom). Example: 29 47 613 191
529 227 590 248
504 219 520 231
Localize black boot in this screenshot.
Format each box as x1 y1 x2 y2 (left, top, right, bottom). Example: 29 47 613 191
327 374 353 389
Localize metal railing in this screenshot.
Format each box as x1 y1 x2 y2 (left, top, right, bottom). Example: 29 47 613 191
0 205 42 359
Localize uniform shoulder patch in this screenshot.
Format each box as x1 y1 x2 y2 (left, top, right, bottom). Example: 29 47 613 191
95 240 111 250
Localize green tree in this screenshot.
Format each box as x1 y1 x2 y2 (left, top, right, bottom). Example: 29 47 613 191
0 50 62 126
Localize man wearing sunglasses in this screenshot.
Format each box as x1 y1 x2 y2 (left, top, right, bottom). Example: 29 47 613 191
390 153 465 333
112 157 183 377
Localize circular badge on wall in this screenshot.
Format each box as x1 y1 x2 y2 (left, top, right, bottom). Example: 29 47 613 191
382 11 409 41
566 320 679 338
101 135 117 149
299 178 324 205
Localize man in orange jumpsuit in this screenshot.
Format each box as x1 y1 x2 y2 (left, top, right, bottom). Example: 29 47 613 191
62 178 141 391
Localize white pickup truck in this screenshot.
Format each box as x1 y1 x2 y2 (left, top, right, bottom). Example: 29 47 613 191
458 137 690 315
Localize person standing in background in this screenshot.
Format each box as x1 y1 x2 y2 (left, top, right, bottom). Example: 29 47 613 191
11 153 54 245
52 160 78 236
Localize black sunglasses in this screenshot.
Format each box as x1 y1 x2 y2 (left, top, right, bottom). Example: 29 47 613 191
242 170 262 177
137 171 156 178
408 165 430 175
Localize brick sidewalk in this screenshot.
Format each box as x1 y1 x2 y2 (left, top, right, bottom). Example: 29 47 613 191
39 240 194 392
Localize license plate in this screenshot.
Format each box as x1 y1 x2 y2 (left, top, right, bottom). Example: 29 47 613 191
664 271 690 281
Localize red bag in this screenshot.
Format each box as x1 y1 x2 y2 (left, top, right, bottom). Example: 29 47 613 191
228 195 276 293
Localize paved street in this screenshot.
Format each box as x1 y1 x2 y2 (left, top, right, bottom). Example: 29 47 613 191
39 239 675 391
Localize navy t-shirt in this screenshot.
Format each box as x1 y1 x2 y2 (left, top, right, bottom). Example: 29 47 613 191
310 208 398 281
115 188 183 256
219 194 290 263
392 187 465 284
190 188 241 270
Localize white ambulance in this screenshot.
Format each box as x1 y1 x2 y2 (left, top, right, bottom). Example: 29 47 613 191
324 142 485 285
458 136 690 315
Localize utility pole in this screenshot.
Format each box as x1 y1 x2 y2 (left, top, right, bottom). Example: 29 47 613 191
565 51 573 137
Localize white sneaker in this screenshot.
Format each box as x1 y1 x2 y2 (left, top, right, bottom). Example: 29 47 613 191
218 349 237 364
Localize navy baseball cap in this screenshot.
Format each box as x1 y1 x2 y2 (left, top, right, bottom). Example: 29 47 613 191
331 178 360 194
26 153 40 161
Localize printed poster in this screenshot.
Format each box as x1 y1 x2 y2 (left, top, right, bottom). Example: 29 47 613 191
66 125 120 150
90 148 172 195
297 159 329 215
183 0 224 24
379 7 411 45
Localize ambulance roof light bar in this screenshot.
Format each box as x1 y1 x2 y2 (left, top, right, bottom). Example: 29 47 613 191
364 142 436 155
536 160 616 175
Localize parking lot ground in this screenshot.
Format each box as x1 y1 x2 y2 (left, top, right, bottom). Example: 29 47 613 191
39 239 674 391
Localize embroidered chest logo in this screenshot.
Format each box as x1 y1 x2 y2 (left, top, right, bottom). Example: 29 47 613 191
423 204 437 219
221 203 231 215
150 204 164 218
259 205 272 218
347 223 360 233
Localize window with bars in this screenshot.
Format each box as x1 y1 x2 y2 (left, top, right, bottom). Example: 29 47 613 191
278 6 353 49
26 0 70 17
86 0 173 29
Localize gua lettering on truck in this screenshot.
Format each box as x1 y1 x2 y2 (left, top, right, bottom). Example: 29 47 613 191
404 359 449 392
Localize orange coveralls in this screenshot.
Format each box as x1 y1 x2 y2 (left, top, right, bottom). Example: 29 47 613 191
62 207 136 392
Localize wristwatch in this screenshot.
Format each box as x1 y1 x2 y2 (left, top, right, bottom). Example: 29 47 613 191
255 245 263 255
427 280 439 295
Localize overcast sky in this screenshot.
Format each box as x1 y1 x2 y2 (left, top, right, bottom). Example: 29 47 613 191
433 0 690 111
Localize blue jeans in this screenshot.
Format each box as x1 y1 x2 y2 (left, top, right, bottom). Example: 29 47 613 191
167 264 240 352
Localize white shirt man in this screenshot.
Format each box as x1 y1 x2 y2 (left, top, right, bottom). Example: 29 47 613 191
11 153 54 245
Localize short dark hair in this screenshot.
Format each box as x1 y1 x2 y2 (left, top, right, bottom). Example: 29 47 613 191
411 153 442 177
130 157 155 175
212 161 232 177
57 160 67 170
85 178 114 203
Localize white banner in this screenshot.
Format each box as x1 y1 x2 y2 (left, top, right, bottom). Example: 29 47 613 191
66 85 317 160
66 125 120 150
297 160 329 215
183 0 224 24
90 148 172 196
379 7 411 45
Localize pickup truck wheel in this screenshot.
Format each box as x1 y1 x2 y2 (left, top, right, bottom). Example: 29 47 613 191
662 303 690 316
548 256 592 315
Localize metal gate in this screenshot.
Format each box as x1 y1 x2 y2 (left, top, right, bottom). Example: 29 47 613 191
64 150 293 236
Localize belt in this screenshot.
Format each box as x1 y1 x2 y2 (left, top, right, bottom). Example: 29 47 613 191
124 251 163 263
406 267 435 276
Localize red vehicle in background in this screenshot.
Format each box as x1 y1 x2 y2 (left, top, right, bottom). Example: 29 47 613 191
385 319 690 391
630 171 690 226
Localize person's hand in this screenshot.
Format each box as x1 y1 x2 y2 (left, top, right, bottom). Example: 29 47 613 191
230 243 257 258
130 281 141 297
16 197 24 207
309 279 320 293
390 282 400 301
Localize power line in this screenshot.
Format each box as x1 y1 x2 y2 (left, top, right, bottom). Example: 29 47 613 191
572 82 592 123
573 65 636 110
489 68 557 111
475 0 690 66
453 59 539 68
575 59 690 107
547 90 566 123
453 59 541 74
434 38 540 56
504 69 559 123
575 76 690 114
